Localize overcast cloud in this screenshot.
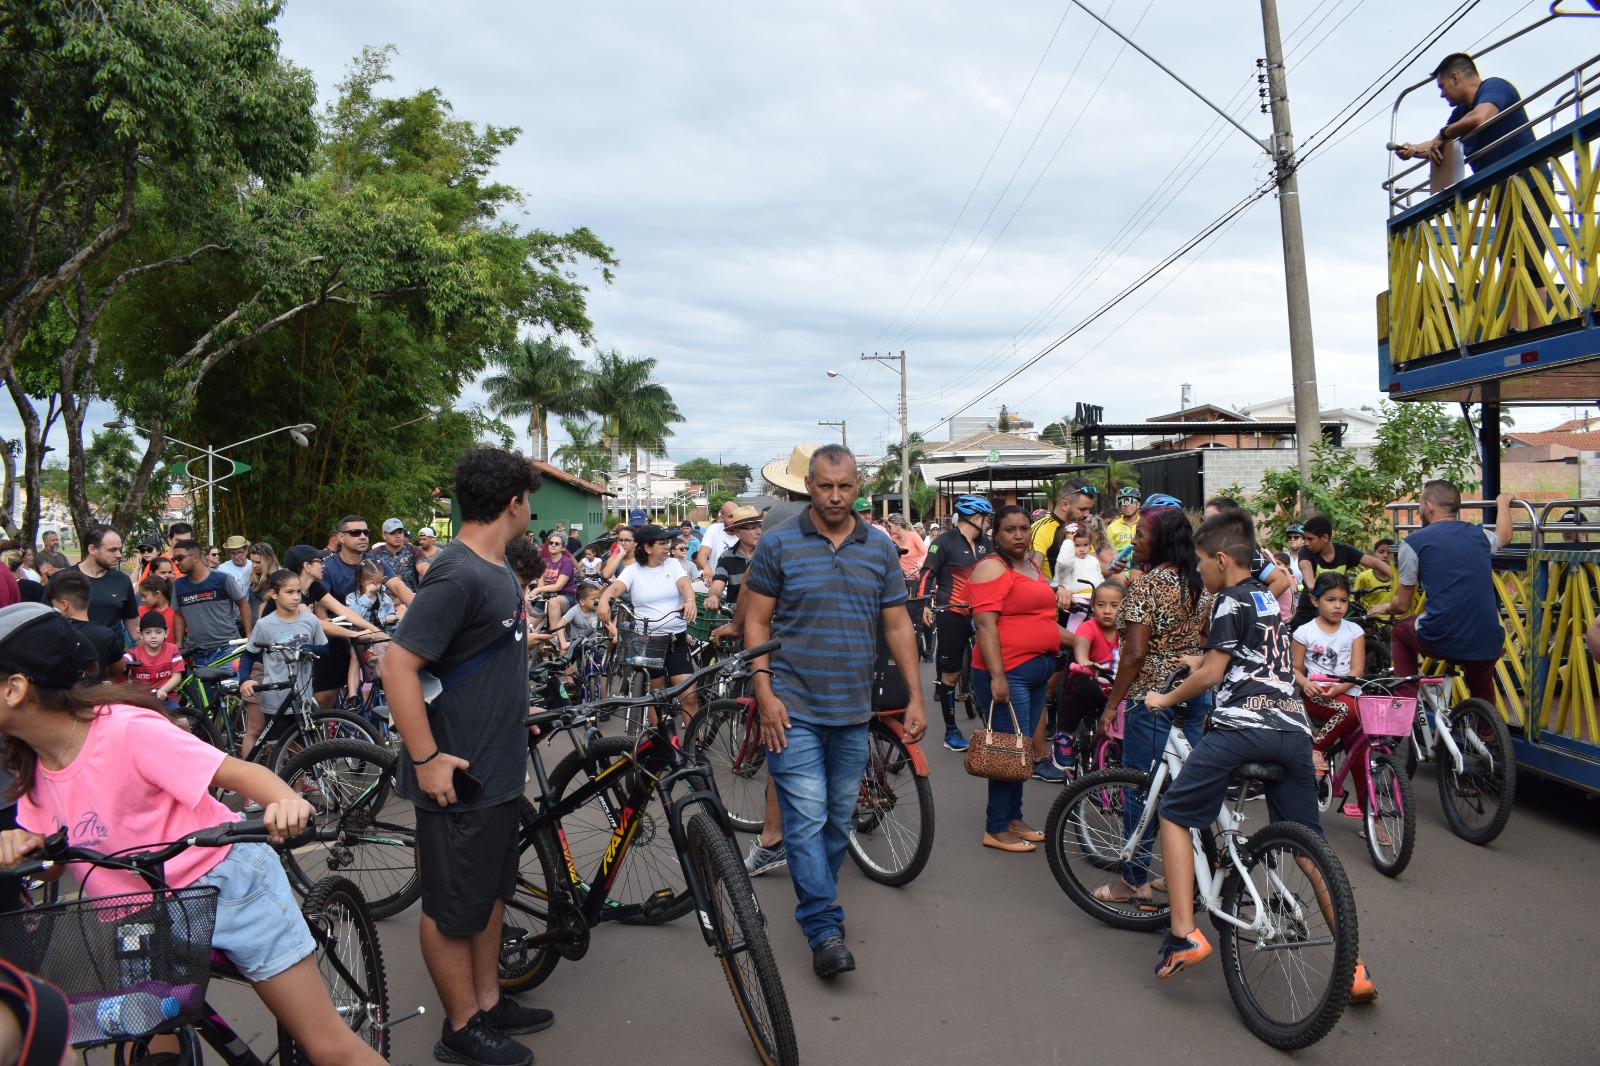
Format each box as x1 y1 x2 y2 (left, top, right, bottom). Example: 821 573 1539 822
30 0 1600 472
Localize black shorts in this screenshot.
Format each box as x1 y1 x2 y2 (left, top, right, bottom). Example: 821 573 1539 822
934 611 972 674
311 637 351 692
1157 726 1323 836
647 632 694 680
415 798 521 936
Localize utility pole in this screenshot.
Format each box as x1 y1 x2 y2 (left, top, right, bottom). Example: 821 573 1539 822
818 420 847 448
861 351 909 518
1066 0 1321 475
1260 0 1321 474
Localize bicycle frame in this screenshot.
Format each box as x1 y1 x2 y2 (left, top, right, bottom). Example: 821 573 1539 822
1409 677 1480 776
1116 725 1325 943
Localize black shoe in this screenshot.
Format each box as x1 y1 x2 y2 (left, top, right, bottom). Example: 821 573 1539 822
812 935 856 978
435 1011 534 1066
483 994 555 1035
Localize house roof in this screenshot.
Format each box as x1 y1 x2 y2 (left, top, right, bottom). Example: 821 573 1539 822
1537 416 1599 433
1502 430 1600 450
532 460 614 496
1144 403 1256 424
927 430 1055 455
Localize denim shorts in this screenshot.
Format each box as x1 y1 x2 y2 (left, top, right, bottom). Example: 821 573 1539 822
191 842 315 983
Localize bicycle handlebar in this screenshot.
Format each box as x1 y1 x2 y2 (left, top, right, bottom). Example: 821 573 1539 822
7 817 316 882
528 639 781 729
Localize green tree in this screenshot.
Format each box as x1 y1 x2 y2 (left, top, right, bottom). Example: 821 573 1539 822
673 458 722 486
911 483 939 522
584 349 682 513
553 416 609 485
876 433 930 495
1251 401 1479 545
723 462 752 495
483 335 588 463
1039 418 1075 449
1083 459 1140 503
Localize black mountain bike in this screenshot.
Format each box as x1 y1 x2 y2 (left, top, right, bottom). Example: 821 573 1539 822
498 641 798 1066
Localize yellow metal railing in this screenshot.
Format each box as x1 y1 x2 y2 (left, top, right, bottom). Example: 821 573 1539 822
1387 128 1600 366
1527 552 1600 744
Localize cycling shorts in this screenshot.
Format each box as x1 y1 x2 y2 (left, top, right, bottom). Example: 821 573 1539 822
934 611 972 674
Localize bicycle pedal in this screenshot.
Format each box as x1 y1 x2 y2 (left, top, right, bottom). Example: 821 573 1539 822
377 1005 427 1030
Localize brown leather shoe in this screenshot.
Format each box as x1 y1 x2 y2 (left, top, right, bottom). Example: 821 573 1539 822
983 832 1036 852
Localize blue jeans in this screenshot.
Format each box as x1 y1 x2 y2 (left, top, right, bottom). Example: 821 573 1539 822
971 653 1055 834
765 717 870 947
1118 694 1209 888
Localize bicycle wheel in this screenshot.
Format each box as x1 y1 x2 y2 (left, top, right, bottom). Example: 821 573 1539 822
685 698 767 833
1216 821 1357 1050
685 812 799 1066
1364 753 1415 877
847 720 934 886
1043 768 1169 931
278 739 419 919
171 708 224 752
267 709 382 774
1435 697 1516 845
500 800 567 993
1361 630 1391 679
546 736 693 925
279 876 390 1062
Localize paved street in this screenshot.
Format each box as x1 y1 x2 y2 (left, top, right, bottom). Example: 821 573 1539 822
209 662 1600 1065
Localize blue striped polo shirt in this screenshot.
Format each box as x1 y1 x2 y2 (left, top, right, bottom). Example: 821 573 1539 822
744 508 907 727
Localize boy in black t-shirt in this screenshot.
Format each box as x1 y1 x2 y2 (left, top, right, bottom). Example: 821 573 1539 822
1289 515 1390 628
1140 512 1321 981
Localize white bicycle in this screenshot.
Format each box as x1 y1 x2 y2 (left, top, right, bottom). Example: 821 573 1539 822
1399 668 1516 845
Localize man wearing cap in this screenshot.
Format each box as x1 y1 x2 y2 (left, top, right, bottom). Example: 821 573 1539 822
703 507 760 613
1106 488 1141 555
216 535 254 592
741 443 926 979
414 526 442 579
373 519 422 593
694 500 740 582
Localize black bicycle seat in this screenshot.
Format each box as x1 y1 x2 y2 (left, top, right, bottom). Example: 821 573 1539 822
194 666 237 682
1234 762 1285 782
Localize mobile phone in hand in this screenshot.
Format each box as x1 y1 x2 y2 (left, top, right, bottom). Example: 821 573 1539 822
452 767 483 804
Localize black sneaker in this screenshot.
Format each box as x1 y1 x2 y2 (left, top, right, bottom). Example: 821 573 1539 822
812 935 856 978
483 994 555 1035
435 1012 534 1066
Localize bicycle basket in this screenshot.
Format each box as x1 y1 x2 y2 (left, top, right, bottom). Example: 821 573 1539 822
624 632 672 670
0 886 218 1048
1357 695 1417 738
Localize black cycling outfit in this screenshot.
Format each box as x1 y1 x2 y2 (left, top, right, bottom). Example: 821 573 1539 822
919 526 994 674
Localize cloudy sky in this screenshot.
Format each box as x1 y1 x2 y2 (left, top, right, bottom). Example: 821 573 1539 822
36 0 1600 473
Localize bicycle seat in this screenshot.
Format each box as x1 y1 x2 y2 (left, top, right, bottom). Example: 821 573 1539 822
194 666 237 682
1234 762 1286 782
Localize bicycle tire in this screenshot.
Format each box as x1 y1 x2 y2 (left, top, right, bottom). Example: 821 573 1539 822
171 708 224 753
1364 753 1415 877
546 736 693 925
1043 768 1169 931
685 812 799 1066
1216 820 1357 1050
267 709 382 774
622 670 650 737
113 1026 204 1065
279 876 390 1062
500 799 565 993
847 721 934 886
1361 631 1391 679
1435 697 1516 845
684 698 767 833
277 739 420 918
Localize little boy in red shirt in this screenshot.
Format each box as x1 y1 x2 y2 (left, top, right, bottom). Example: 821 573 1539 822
124 611 185 707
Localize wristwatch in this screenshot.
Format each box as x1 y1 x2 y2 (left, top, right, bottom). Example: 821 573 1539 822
1438 125 1452 142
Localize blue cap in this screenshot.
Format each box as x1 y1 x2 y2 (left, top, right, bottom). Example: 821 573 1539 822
628 509 647 525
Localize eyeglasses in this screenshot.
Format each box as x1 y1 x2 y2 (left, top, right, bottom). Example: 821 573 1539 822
547 540 564 547
342 529 370 538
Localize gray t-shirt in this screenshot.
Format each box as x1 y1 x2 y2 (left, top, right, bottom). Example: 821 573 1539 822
391 540 528 812
245 611 326 713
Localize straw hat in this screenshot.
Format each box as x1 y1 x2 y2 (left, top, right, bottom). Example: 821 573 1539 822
761 444 817 495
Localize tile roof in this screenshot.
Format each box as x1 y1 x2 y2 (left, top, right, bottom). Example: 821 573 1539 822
1502 431 1600 450
532 460 614 496
928 430 1054 454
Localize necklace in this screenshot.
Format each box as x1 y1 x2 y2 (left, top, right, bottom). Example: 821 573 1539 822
55 718 79 770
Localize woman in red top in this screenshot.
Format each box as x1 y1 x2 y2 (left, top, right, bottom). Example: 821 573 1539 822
970 504 1069 852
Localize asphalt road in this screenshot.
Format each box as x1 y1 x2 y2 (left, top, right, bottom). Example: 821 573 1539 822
204 662 1600 1065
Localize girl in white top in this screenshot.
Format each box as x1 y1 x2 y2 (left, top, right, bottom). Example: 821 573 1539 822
1289 573 1368 813
598 525 700 717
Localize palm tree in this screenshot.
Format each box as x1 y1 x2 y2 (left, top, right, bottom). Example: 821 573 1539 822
877 433 930 493
1083 459 1140 502
584 349 684 510
552 416 609 484
482 336 587 463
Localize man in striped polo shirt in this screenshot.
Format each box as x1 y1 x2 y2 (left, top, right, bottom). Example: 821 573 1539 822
743 444 927 979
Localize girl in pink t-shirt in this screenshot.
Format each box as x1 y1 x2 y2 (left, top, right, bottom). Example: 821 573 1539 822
0 605 385 1065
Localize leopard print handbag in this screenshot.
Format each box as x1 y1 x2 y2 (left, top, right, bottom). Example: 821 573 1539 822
963 701 1033 782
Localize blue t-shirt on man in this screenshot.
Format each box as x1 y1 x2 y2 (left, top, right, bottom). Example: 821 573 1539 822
1395 519 1504 661
1451 76 1534 171
321 552 395 604
744 509 907 727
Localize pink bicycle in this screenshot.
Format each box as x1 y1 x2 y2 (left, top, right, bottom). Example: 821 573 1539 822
1309 673 1422 877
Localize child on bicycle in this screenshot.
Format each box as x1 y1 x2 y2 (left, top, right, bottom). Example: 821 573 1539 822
1141 512 1322 979
0 603 384 1065
1291 572 1369 818
122 611 185 709
239 570 327 759
1053 579 1123 772
345 560 398 692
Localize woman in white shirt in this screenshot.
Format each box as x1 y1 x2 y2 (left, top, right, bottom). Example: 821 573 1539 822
598 524 700 717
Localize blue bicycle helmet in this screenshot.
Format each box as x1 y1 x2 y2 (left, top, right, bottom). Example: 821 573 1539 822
1144 493 1183 510
953 494 994 517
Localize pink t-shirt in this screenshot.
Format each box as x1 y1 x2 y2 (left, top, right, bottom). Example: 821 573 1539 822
17 704 234 897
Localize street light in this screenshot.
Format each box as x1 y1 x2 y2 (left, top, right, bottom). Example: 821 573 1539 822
104 420 316 544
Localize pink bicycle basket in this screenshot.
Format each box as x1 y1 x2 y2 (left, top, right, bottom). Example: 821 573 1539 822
1356 695 1417 738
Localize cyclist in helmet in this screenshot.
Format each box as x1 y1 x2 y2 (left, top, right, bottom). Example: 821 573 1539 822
1143 492 1183 510
1107 487 1141 554
918 495 994 751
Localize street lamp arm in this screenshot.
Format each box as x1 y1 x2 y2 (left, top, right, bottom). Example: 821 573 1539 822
825 372 897 420
1067 0 1273 156
213 424 316 454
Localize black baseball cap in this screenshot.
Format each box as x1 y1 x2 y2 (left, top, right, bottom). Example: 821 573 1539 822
139 611 168 631
0 604 95 688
